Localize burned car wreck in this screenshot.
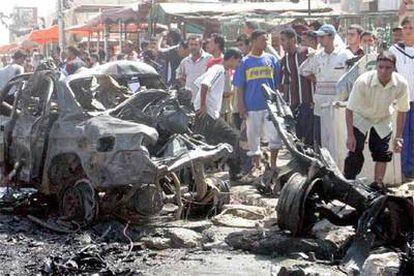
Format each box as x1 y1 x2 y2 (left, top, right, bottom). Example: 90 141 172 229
259 84 414 274
0 67 232 227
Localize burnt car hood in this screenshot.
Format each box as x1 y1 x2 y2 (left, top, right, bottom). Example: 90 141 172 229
54 113 159 149
82 114 159 147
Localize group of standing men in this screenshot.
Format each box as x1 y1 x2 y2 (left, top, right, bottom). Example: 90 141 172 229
172 28 282 182
171 18 414 187
0 17 412 186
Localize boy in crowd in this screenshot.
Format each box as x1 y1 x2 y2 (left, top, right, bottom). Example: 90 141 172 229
233 30 282 179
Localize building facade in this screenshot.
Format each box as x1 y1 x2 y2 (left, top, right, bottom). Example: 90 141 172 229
339 0 401 12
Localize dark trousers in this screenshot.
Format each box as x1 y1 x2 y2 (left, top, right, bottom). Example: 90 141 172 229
232 114 252 173
295 104 314 147
194 114 241 176
344 127 392 180
232 113 242 131
313 115 321 150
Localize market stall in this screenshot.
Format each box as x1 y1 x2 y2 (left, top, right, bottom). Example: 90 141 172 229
64 5 166 61
150 1 353 40
27 25 59 44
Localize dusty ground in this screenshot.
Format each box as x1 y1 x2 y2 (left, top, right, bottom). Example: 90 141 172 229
0 181 348 276
0 161 413 275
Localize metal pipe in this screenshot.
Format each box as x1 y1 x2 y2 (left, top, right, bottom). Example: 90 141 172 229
170 172 183 219
119 19 123 51
57 0 65 53
193 162 207 201
104 23 109 62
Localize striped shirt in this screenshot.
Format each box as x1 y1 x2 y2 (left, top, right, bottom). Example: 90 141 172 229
281 47 313 109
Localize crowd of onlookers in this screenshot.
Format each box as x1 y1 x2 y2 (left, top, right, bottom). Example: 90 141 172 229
162 19 412 189
0 17 413 189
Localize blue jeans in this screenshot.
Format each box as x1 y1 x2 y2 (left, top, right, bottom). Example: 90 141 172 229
402 102 414 177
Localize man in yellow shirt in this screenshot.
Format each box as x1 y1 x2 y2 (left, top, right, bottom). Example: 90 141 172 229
344 52 410 189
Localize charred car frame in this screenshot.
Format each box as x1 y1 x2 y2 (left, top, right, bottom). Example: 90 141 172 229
0 68 232 226
261 84 414 273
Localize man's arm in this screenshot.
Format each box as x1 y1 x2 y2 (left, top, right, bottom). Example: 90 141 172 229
175 61 186 87
298 55 316 83
279 56 289 94
197 84 208 118
304 74 316 83
273 57 282 87
345 108 356 152
394 111 406 153
156 31 172 54
345 77 365 153
394 79 410 152
237 87 246 118
232 63 246 118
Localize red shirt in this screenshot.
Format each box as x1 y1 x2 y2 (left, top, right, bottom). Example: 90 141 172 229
206 57 223 69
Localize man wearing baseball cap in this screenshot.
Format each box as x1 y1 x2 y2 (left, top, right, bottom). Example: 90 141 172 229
299 24 353 160
0 49 26 92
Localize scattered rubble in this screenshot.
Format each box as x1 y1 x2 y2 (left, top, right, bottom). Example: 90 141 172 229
165 228 202 248
0 66 233 228
141 237 171 250
311 219 355 247
361 251 401 276
0 65 412 275
225 229 338 260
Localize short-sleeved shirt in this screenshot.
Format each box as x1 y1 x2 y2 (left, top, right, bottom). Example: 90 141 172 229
389 43 414 102
232 53 281 111
176 50 212 98
347 70 410 138
299 47 353 115
193 64 225 119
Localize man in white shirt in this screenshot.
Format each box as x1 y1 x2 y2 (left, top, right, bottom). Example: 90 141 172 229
0 50 26 91
193 48 243 181
176 35 212 102
344 52 409 189
299 24 353 158
389 16 414 180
